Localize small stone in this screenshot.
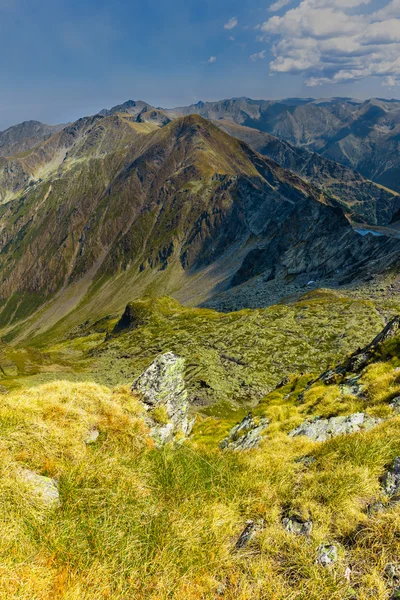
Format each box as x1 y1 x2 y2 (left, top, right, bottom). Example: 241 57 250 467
316 544 338 567
390 587 400 600
385 563 400 580
234 519 264 549
235 520 256 549
282 514 312 536
295 455 317 467
85 427 99 444
381 457 400 497
220 414 269 451
19 469 59 507
390 397 400 413
367 501 386 515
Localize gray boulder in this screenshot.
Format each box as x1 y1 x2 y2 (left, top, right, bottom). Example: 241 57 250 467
19 469 59 507
316 544 338 567
289 413 381 442
220 413 269 451
132 352 194 445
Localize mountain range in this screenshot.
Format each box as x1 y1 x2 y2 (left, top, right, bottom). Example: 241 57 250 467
1 97 400 343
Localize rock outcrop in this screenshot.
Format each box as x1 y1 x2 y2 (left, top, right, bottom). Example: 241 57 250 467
132 352 194 445
289 413 381 442
220 414 269 451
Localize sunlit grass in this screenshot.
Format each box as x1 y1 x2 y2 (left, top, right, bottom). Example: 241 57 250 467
0 373 399 598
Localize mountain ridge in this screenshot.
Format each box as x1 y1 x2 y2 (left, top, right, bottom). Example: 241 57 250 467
1 113 398 343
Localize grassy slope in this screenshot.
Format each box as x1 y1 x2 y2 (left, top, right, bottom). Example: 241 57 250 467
3 345 400 598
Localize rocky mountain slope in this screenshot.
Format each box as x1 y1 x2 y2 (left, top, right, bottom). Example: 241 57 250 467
215 120 400 226
167 97 400 194
0 120 65 158
1 112 400 342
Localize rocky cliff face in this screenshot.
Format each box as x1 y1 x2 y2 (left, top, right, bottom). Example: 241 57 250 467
216 120 400 227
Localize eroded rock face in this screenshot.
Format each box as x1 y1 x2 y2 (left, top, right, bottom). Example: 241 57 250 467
220 414 269 451
19 469 59 507
132 352 193 445
289 413 381 442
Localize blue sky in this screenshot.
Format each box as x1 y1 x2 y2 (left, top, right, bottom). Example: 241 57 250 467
0 0 399 129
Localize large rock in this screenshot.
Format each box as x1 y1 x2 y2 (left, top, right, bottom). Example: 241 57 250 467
19 469 59 507
220 413 269 451
132 352 193 445
289 413 381 442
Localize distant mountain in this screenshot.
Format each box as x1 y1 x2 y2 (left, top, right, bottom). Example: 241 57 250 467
166 97 400 194
215 120 400 227
98 100 152 117
0 120 65 158
0 112 397 342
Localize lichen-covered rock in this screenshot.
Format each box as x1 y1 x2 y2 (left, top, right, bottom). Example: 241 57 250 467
132 352 193 445
282 514 312 536
390 397 400 414
19 469 59 507
381 457 400 498
316 544 338 567
289 413 381 442
220 413 269 450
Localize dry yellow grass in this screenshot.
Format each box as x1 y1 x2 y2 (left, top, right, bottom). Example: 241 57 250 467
0 376 400 598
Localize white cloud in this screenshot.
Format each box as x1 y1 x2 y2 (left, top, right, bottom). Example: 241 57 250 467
224 17 238 30
269 0 293 12
382 75 400 87
258 0 400 86
228 35 235 41
250 50 267 61
207 56 217 64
